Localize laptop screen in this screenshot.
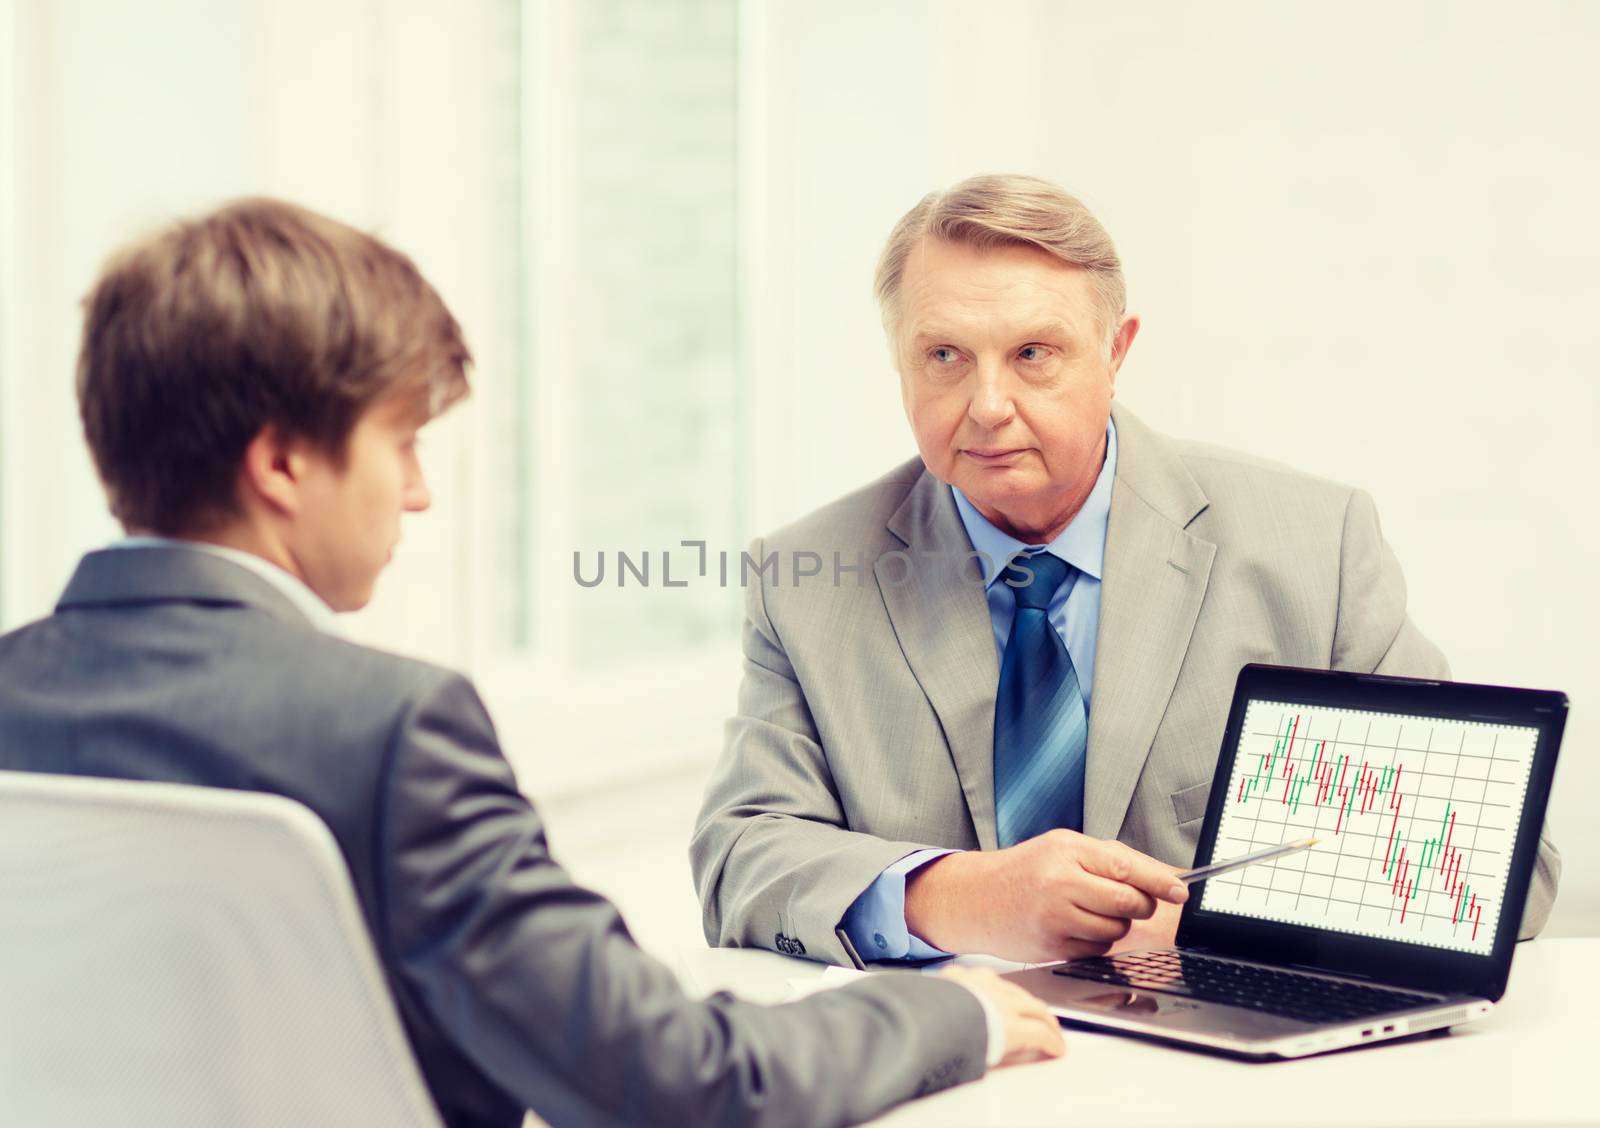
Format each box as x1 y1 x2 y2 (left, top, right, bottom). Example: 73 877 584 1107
1196 698 1538 958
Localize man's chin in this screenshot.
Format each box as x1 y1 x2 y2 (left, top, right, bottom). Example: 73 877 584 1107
954 472 1045 511
322 580 377 615
956 478 1076 539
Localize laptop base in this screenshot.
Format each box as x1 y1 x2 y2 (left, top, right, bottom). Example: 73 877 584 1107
1004 948 1491 1059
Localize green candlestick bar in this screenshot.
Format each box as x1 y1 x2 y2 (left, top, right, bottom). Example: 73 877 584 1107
1263 716 1292 780
1387 834 1408 878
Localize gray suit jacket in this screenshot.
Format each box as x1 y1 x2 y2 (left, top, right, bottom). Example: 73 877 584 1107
0 546 987 1128
691 404 1560 966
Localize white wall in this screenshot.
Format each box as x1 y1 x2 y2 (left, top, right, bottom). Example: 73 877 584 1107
0 0 506 669
745 0 1600 934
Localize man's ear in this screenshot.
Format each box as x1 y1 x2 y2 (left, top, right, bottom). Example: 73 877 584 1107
1107 314 1141 386
238 424 309 518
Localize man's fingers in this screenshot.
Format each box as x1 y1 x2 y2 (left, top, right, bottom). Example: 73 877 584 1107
1051 903 1133 944
1022 1011 1067 1057
1055 936 1113 961
1068 871 1159 921
999 1011 1066 1067
1080 840 1188 902
945 967 1068 1068
997 977 1057 1020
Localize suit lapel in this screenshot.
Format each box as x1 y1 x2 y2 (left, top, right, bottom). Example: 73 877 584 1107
881 472 1003 849
1084 405 1216 839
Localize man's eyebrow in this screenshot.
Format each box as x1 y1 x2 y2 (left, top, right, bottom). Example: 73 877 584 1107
1025 319 1079 340
904 324 954 345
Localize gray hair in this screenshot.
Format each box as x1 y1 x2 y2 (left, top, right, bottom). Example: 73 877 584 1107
874 174 1126 349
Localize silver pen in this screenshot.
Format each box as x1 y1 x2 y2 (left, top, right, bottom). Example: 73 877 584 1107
1176 836 1321 885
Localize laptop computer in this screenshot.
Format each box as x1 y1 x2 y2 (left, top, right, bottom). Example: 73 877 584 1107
1004 663 1566 1059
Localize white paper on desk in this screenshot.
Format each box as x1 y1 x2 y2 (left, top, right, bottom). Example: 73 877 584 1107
785 965 870 1000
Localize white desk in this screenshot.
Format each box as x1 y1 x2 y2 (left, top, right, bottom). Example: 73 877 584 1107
676 938 1598 1127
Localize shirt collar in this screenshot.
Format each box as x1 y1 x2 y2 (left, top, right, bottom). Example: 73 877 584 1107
110 536 339 633
951 416 1118 588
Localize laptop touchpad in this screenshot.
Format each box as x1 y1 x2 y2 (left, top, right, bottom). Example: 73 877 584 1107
1079 990 1163 1014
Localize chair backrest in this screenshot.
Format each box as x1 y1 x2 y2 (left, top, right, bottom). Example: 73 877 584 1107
0 769 445 1127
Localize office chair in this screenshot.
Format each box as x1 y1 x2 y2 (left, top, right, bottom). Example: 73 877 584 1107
0 769 445 1126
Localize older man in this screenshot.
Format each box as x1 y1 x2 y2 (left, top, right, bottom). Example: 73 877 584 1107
691 174 1561 968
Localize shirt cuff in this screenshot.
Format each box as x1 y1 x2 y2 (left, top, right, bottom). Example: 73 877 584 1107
839 848 957 962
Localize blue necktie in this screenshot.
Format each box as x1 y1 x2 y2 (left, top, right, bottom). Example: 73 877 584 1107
993 552 1087 847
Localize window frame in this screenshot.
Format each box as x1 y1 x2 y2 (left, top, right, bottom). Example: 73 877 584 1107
463 0 754 799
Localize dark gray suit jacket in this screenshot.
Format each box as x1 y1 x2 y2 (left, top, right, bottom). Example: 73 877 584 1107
0 547 986 1128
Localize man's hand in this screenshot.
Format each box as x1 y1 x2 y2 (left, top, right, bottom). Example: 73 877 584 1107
1109 895 1183 955
938 967 1065 1068
904 829 1188 964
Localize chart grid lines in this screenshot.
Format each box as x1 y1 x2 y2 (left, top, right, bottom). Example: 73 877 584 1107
1200 700 1535 955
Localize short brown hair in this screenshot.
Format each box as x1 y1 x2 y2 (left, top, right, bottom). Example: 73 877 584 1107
874 174 1126 344
77 197 472 534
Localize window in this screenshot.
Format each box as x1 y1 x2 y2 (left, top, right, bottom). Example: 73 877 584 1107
471 0 745 795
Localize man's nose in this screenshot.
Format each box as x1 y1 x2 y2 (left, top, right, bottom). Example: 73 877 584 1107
967 361 1015 428
404 472 432 513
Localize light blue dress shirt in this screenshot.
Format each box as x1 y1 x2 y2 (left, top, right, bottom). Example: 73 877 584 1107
840 419 1119 961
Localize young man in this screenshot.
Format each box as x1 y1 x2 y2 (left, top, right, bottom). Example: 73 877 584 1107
0 199 1063 1128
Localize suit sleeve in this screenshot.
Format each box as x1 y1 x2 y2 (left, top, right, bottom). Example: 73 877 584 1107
1331 489 1560 940
374 671 987 1128
690 538 948 966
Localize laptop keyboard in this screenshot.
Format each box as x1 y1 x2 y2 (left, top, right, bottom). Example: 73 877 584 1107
1052 950 1441 1024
